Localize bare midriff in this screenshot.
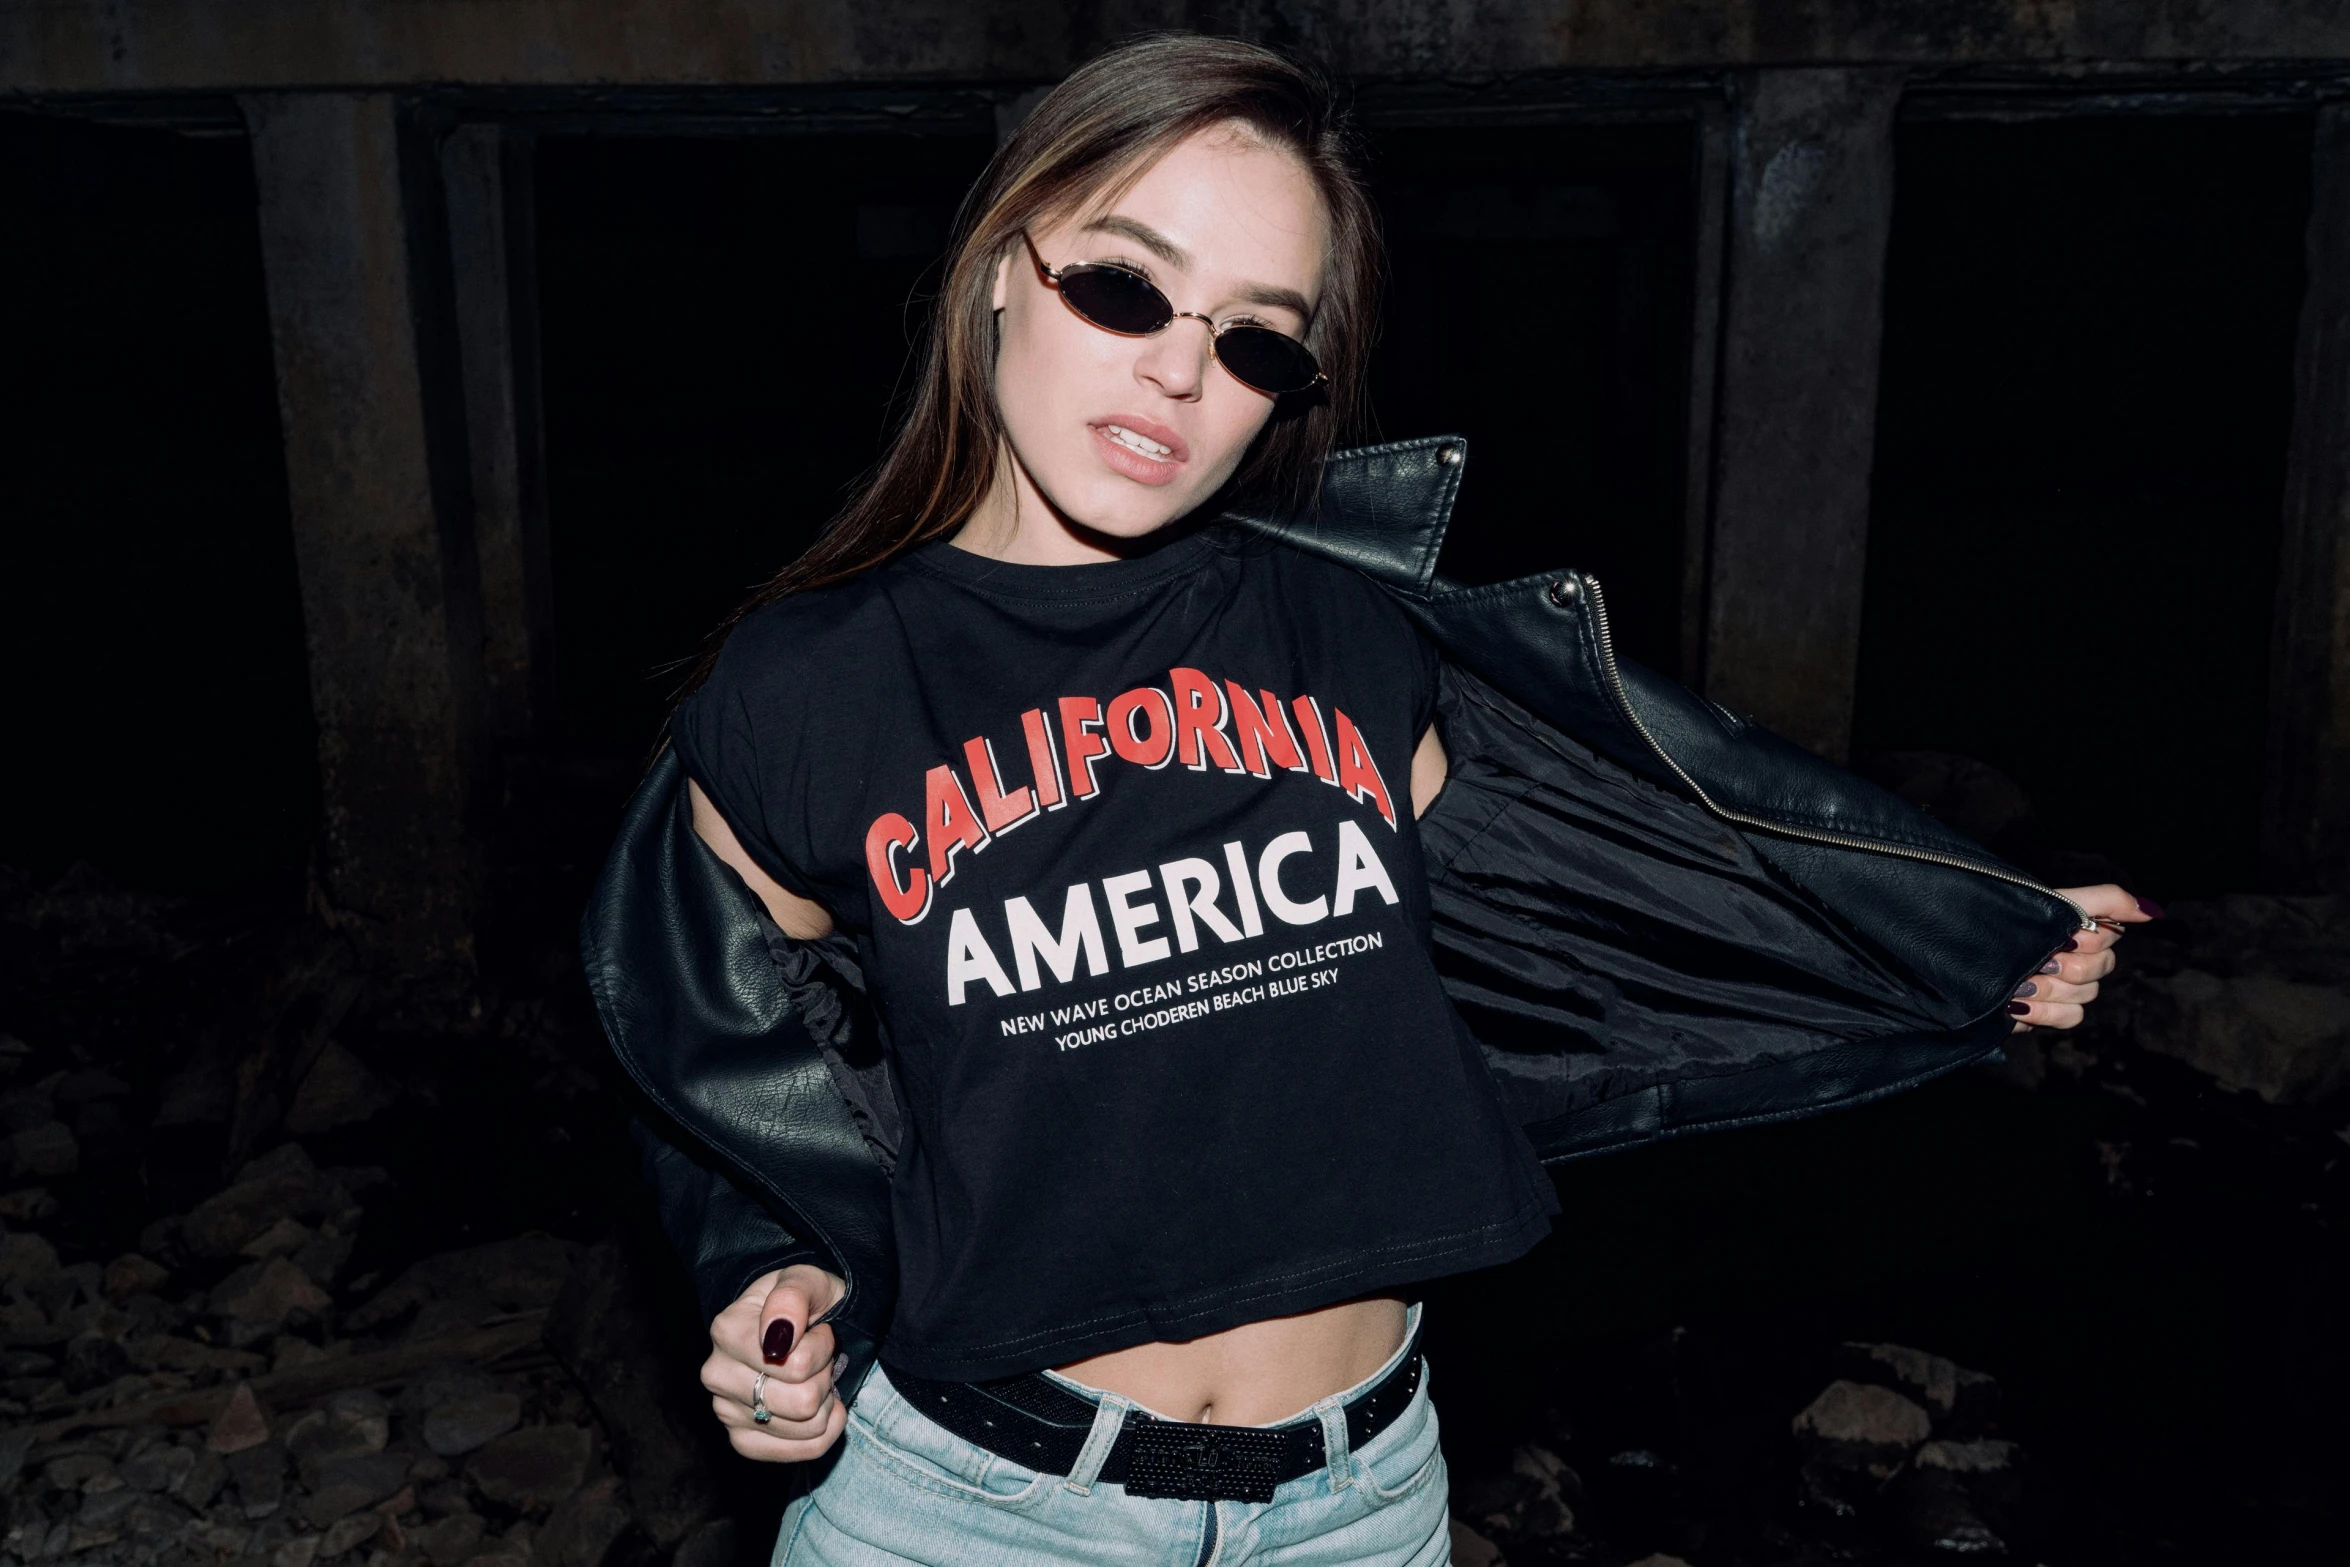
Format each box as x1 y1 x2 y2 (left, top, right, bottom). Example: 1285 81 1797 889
1051 1295 1409 1426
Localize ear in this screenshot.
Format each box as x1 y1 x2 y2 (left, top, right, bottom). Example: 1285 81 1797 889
991 248 1013 312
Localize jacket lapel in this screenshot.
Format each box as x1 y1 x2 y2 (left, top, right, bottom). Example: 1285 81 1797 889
1232 434 1467 597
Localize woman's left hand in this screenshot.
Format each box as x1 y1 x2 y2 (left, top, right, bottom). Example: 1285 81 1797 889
2010 883 2160 1032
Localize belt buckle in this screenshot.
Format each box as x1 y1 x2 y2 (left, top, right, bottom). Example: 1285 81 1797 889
1122 1421 1286 1503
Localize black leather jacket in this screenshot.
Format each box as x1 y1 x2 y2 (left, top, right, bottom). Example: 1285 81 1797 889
581 436 2087 1405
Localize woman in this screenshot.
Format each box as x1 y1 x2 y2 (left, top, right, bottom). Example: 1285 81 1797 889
584 33 2143 1567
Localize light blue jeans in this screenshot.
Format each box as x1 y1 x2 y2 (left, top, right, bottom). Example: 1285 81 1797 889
772 1308 1450 1566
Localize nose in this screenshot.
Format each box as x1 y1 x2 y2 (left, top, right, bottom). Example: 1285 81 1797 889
1133 312 1216 400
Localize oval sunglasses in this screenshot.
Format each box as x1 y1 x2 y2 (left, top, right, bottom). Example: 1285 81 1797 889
1020 230 1327 397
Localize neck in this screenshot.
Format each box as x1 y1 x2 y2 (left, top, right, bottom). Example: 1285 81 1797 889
950 444 1152 566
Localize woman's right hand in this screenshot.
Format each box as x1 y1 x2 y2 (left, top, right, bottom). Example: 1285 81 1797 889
702 1264 849 1461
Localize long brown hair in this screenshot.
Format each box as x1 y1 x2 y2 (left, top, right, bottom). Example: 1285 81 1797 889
678 33 1381 700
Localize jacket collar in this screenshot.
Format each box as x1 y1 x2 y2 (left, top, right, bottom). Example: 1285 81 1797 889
1227 434 1467 599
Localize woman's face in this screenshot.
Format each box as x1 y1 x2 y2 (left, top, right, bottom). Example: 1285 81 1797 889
986 124 1330 550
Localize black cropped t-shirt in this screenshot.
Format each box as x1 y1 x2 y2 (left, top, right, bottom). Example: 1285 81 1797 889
672 525 1554 1382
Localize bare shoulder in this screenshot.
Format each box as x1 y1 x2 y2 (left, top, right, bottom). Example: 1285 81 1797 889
686 777 834 940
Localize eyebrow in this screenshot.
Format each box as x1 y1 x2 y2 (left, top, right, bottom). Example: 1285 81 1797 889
1079 214 1317 322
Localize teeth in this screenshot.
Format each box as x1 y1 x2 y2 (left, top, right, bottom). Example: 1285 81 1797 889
1103 424 1173 459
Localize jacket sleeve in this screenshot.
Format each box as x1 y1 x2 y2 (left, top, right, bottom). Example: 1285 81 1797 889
582 748 900 1402
630 1115 832 1326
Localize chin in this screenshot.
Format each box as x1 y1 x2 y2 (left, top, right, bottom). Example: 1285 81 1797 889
1049 470 1217 543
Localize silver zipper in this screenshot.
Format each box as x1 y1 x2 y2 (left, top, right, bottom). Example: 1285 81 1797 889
1560 573 2095 931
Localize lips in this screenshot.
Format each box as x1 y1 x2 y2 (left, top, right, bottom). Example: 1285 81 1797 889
1089 414 1190 487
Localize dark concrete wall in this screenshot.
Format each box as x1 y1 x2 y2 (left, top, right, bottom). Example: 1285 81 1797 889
9 1 2350 95
1702 67 1901 761
2267 102 2350 892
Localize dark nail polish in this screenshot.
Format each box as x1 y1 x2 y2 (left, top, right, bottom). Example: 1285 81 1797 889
2063 938 2079 951
2012 981 2037 999
2038 959 2061 974
763 1319 795 1364
2136 897 2167 919
2006 1001 2030 1015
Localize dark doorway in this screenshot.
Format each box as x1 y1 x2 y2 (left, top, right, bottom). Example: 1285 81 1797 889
1365 122 1698 674
1860 114 2311 895
534 131 997 753
0 112 313 894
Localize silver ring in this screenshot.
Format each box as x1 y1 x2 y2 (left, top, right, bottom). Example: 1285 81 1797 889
751 1371 772 1425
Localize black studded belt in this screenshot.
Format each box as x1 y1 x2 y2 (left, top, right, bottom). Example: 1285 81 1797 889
882 1331 1425 1504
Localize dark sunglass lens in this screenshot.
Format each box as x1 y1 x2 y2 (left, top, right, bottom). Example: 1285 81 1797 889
1058 266 1172 335
1213 326 1321 395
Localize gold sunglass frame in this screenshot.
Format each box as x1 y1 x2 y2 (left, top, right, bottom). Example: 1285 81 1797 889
1018 230 1328 396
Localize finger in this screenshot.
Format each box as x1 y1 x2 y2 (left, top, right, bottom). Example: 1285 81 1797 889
2027 949 2116 986
2012 978 2097 1007
713 1396 836 1449
774 1319 838 1384
2010 999 2086 1030
758 1280 815 1370
725 1396 849 1463
703 1353 837 1423
2065 926 2120 956
2061 884 2160 926
710 1270 785 1366
711 1385 836 1442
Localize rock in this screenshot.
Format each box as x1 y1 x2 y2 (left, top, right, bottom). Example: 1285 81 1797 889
101 1255 171 1302
120 1445 195 1494
176 1449 228 1510
142 1335 269 1376
2135 969 2350 1104
467 1425 593 1509
1793 1380 1933 1458
275 1337 350 1372
122 1495 191 1542
46 1454 117 1491
1447 1519 1506 1567
183 1146 337 1260
62 1332 131 1392
0 1230 65 1294
1627 1558 1695 1567
422 1393 522 1458
1836 1343 1958 1415
669 1519 737 1567
542 1240 727 1548
304 1453 410 1528
349 1235 578 1335
1890 1437 2045 1555
240 1219 316 1259
293 1232 358 1289
0 1427 33 1488
412 1513 485 1566
10 1121 79 1178
1833 1342 1999 1435
1793 1379 1933 1517
210 1257 333 1328
227 1443 289 1518
286 1043 399 1136
0 1186 59 1223
287 1391 391 1483
273 1536 320 1567
319 1511 382 1558
209 1383 274 1455
538 1478 634 1567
